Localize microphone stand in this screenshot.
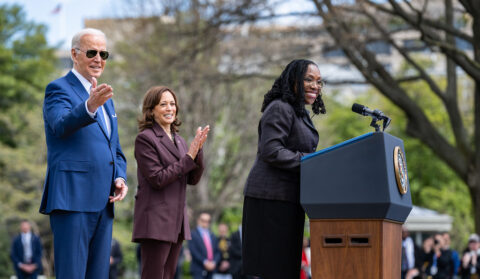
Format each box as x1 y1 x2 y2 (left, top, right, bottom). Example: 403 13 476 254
370 115 391 132
370 116 381 132
351 103 392 132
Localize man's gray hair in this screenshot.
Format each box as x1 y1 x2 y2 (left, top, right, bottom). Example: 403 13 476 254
71 28 107 49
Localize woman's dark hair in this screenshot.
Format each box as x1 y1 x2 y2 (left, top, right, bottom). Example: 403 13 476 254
138 86 182 132
261 59 326 116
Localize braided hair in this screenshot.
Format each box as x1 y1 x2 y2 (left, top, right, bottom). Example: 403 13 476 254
261 59 326 116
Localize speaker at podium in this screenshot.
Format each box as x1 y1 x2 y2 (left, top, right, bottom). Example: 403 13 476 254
301 131 412 279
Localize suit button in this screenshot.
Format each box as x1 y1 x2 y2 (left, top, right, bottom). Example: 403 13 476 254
312 147 316 151
109 161 114 165
178 174 182 178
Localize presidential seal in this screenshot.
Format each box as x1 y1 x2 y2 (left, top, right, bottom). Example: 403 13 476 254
394 146 408 195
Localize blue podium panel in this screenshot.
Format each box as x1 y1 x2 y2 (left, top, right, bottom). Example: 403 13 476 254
300 132 412 222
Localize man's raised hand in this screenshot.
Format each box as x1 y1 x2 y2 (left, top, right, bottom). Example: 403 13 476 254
86 77 113 113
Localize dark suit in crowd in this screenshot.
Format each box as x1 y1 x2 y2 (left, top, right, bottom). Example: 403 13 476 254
10 231 43 279
109 238 123 279
228 229 244 279
228 228 257 279
189 227 221 279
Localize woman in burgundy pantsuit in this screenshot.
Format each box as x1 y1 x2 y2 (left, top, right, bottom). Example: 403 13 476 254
132 86 209 279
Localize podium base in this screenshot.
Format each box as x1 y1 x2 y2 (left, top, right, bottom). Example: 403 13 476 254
309 219 402 279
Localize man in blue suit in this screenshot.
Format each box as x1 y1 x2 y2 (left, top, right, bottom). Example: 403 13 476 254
40 28 128 279
10 220 43 279
189 213 221 279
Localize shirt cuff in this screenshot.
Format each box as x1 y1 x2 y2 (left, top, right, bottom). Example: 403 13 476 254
115 177 126 184
85 100 97 118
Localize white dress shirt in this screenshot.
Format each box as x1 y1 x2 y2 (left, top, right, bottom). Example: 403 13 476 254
21 232 32 263
402 236 415 269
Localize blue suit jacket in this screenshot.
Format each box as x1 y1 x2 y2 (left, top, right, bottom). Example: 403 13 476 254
40 71 127 214
10 234 43 274
189 228 221 276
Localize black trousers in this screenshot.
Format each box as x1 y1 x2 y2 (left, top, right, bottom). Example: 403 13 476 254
242 196 305 279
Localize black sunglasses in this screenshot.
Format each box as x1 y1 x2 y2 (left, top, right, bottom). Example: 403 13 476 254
75 48 109 60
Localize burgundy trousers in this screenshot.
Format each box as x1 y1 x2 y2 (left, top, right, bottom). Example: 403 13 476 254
140 235 183 279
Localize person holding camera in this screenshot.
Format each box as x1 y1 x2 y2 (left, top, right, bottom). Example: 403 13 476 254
429 233 455 279
460 234 480 279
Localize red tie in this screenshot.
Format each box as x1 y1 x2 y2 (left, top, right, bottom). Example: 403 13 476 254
202 232 213 260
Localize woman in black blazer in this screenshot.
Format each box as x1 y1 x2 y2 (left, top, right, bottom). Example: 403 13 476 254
242 59 325 279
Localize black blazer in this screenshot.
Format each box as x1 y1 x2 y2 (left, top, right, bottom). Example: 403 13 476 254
244 99 319 203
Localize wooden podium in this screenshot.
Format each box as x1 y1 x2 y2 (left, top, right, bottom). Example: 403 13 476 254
301 132 412 279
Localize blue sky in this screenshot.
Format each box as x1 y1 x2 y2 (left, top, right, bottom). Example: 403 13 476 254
2 0 119 49
2 0 315 50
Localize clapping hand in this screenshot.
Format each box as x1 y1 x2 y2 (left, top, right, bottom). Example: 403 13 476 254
187 125 210 159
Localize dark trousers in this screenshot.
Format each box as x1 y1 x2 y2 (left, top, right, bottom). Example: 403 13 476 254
192 272 213 279
14 270 39 279
50 205 113 279
140 236 183 279
242 196 305 279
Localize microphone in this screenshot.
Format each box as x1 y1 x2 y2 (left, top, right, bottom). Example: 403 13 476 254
352 103 387 119
352 103 391 131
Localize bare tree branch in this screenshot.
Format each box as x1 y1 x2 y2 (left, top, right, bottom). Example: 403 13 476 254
313 0 469 179
359 2 447 101
385 0 480 82
365 0 473 44
443 0 471 155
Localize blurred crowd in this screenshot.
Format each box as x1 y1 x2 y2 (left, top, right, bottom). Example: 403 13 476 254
401 228 480 279
23 214 480 279
138 212 312 279
10 214 312 279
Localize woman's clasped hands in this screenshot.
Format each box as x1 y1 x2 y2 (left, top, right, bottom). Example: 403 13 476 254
187 125 210 159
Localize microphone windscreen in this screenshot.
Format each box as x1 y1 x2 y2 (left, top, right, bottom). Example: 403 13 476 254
352 103 365 114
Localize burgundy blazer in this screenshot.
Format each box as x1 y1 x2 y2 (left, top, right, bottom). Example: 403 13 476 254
132 122 204 243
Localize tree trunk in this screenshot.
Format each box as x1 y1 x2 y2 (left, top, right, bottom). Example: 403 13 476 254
470 177 480 233
471 0 480 233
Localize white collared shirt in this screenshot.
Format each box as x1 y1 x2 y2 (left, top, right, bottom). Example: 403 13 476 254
402 236 415 269
71 68 111 137
21 232 32 263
